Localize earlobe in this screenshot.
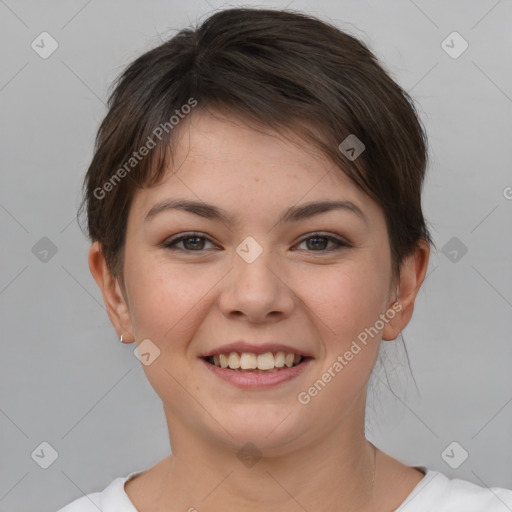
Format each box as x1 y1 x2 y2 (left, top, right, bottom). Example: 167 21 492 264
382 240 430 341
382 299 403 341
88 242 134 342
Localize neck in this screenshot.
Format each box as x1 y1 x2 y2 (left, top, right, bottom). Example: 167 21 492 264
155 407 377 512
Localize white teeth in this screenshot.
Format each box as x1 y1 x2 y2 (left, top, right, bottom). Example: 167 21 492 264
219 353 228 368
239 353 257 370
274 351 285 367
257 352 275 370
208 351 304 371
227 352 240 369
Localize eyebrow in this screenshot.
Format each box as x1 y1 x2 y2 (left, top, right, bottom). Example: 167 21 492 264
144 198 367 225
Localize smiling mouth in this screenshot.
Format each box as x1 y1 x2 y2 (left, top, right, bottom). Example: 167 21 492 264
202 351 311 373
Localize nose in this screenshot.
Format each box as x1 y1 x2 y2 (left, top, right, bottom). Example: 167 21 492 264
218 245 295 324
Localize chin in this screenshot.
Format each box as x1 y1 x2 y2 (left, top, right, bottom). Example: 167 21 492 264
213 412 304 452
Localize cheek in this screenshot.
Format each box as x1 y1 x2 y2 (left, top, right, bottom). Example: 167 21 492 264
124 253 220 345
304 257 389 347
295 262 387 417
123 257 219 398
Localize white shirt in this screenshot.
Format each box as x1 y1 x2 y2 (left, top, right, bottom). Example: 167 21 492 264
56 466 512 511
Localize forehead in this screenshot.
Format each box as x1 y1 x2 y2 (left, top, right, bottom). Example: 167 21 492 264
129 109 377 224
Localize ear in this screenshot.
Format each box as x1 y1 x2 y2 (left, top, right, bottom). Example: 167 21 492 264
88 241 135 343
382 239 430 341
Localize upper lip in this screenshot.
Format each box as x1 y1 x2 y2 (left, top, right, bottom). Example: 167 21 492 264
200 341 313 358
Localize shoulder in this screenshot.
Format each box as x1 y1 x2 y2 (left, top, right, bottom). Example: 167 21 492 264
55 472 140 512
56 490 103 512
397 469 512 512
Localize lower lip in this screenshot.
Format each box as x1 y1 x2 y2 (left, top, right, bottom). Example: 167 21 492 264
201 358 313 388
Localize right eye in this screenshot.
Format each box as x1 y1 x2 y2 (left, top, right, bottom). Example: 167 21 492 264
162 232 217 252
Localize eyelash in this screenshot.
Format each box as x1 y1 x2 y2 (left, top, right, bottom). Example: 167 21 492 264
162 232 351 253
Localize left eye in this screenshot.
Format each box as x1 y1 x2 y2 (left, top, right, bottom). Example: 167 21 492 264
163 232 349 253
295 234 349 252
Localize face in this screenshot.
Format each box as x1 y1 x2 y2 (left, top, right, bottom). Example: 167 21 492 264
109 109 402 455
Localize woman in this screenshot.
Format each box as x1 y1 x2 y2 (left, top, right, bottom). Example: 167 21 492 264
58 7 512 511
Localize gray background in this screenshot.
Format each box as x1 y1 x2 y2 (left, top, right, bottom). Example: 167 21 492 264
1 0 511 510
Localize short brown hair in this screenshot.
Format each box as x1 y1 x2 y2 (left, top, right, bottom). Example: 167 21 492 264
78 7 433 285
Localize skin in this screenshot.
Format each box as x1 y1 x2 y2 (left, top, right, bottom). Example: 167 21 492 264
89 108 430 512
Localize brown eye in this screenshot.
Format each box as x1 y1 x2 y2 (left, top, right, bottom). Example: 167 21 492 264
163 233 215 252
296 234 350 252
